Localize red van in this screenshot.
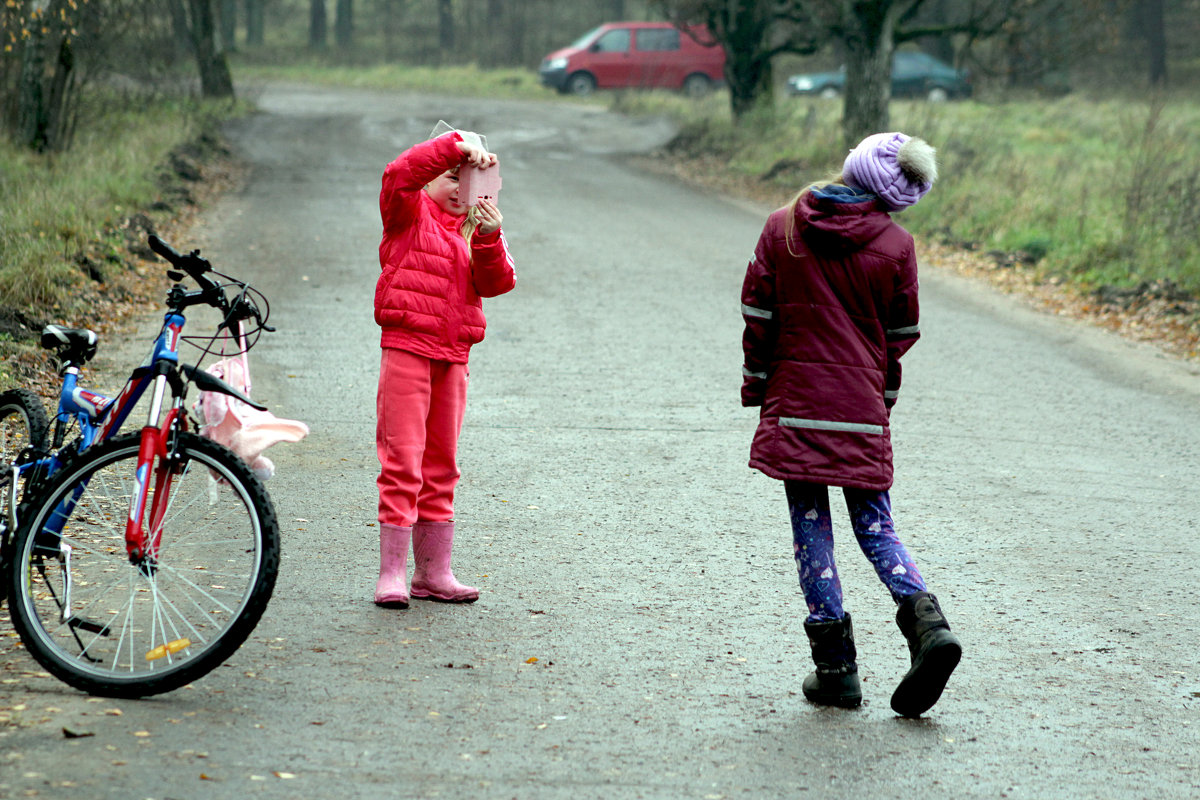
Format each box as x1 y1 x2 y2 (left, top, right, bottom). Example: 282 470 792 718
538 22 725 97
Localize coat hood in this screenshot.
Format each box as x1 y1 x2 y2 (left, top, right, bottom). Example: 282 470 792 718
795 185 892 255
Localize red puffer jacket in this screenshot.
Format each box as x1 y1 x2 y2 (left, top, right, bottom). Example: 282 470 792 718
375 132 515 363
740 185 920 490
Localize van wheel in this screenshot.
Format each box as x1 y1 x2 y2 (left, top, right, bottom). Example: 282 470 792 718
926 86 950 102
819 86 840 100
682 74 712 98
566 72 597 96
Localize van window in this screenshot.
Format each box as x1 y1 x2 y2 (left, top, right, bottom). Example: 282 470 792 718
636 28 680 52
593 29 630 53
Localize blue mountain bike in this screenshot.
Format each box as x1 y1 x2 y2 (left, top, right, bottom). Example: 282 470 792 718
0 235 281 698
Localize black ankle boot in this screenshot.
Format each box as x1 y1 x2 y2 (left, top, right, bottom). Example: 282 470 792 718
891 592 962 717
802 614 863 708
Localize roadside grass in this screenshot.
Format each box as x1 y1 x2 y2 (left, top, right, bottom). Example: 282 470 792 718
613 89 1200 297
0 92 245 389
233 60 548 99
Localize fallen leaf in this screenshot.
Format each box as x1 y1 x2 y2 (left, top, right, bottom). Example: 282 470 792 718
62 727 94 739
273 771 297 779
525 657 539 664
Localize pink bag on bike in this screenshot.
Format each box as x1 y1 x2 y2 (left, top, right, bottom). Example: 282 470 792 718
196 326 308 480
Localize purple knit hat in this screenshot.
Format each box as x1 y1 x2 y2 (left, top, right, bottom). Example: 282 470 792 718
842 132 938 211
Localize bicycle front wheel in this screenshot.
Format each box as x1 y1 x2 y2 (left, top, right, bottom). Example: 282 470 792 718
6 432 280 697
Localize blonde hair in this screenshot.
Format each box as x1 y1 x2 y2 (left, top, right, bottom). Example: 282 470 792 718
461 206 480 250
783 173 846 258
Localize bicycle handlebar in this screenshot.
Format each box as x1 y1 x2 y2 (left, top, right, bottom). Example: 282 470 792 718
148 235 271 334
148 235 220 294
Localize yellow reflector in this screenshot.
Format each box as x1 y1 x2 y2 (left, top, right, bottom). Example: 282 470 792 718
145 638 192 661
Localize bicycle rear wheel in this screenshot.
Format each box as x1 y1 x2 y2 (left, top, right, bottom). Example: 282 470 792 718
0 388 48 468
0 388 49 603
6 431 279 697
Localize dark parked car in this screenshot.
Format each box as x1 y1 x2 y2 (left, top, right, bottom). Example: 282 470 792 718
786 51 972 101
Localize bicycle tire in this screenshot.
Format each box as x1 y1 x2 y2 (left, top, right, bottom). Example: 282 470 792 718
0 388 49 603
6 431 280 697
0 388 49 469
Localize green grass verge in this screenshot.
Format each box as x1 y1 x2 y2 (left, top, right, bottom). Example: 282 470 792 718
0 92 248 389
0 95 245 309
233 60 550 99
615 89 1200 296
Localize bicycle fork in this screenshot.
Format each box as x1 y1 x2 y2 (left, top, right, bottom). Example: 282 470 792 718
125 373 182 570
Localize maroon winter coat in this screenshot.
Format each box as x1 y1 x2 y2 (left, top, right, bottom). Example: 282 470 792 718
740 185 921 490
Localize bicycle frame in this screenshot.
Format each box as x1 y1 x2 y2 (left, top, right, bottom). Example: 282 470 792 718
30 311 190 568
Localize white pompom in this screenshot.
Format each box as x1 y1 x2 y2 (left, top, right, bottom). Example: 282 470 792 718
897 137 938 184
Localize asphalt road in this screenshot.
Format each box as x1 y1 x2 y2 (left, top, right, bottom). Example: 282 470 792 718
2 84 1200 799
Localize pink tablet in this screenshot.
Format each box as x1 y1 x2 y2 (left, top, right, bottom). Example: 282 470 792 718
459 164 502 206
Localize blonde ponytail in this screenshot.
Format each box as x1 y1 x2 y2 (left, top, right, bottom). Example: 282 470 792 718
783 174 844 258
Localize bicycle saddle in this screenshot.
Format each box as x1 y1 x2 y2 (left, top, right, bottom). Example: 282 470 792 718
40 324 99 366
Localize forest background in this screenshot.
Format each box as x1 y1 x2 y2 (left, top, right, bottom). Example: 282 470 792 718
1 0 1199 390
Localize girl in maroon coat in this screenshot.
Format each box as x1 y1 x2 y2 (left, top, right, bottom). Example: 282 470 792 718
741 132 960 716
373 123 515 609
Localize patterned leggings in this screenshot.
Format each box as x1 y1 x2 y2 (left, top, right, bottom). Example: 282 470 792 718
785 481 926 623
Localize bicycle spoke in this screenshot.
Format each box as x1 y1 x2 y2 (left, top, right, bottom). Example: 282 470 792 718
8 433 278 695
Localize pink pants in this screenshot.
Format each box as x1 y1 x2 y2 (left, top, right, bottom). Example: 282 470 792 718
376 348 468 527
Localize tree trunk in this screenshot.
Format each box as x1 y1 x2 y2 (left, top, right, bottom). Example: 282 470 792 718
438 0 456 56
711 0 775 123
16 24 48 151
482 0 504 66
840 0 913 148
245 0 264 46
382 0 400 61
170 0 197 55
310 0 328 50
43 36 77 151
189 0 235 98
1141 0 1167 86
508 0 525 66
220 0 237 51
335 0 353 49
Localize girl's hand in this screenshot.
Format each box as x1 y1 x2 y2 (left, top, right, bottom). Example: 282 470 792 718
456 140 498 169
474 199 502 235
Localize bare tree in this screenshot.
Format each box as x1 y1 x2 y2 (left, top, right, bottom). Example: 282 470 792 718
438 0 456 55
655 0 823 121
9 0 89 151
310 0 328 49
1136 0 1167 85
245 0 265 46
184 0 235 98
335 0 353 49
220 0 238 50
658 0 1014 142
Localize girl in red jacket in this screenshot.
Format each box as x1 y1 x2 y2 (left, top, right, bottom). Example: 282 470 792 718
740 132 960 716
373 123 515 609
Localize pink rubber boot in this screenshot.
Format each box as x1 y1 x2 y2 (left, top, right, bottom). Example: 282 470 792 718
410 521 479 603
374 523 412 608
